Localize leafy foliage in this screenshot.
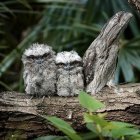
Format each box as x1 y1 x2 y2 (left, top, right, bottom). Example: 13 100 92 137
0 0 140 91
35 92 140 140
45 116 82 140
78 91 105 112
35 136 68 140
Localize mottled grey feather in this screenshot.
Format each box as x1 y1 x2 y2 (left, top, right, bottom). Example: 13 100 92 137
56 51 84 96
22 43 56 97
83 11 132 94
128 0 140 12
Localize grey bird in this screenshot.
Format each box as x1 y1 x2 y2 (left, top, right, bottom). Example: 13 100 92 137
55 51 84 96
128 0 140 12
22 43 57 97
83 11 133 94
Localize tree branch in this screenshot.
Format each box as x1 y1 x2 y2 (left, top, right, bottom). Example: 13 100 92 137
0 83 140 139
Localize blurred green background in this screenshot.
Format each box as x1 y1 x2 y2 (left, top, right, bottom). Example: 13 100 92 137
0 0 140 92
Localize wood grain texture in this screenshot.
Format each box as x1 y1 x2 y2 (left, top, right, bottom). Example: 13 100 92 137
83 11 132 94
0 83 140 139
128 0 140 12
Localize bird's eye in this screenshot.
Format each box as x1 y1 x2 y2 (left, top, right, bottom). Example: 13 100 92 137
70 61 82 67
57 63 64 67
27 55 34 59
70 61 79 65
42 53 50 59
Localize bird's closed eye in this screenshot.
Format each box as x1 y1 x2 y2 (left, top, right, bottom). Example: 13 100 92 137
57 63 64 67
27 55 35 59
70 61 82 66
41 53 50 59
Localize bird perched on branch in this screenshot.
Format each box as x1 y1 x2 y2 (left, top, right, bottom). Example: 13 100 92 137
56 51 84 96
83 11 132 94
22 43 56 97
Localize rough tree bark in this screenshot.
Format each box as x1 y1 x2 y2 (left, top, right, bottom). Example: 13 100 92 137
128 0 140 12
0 83 140 139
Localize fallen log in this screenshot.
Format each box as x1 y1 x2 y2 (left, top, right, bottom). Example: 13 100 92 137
0 83 140 139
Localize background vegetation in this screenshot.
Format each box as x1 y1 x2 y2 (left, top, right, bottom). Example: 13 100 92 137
0 0 140 92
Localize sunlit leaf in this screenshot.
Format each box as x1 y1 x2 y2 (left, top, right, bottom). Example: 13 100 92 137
46 116 82 140
78 91 105 112
103 121 135 132
110 121 135 128
84 113 108 126
111 127 139 138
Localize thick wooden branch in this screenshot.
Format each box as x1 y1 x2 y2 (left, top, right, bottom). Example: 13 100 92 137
0 83 140 139
128 0 140 12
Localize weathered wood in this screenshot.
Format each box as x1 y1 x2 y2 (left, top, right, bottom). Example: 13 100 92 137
128 0 140 12
83 11 132 94
0 83 140 139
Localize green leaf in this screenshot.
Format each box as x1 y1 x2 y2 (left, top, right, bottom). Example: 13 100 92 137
34 136 68 140
46 116 82 140
103 121 139 138
78 91 105 112
111 127 139 138
85 113 112 138
84 113 108 126
86 123 97 134
110 121 135 128
80 132 98 140
17 0 32 9
103 121 135 132
130 134 140 140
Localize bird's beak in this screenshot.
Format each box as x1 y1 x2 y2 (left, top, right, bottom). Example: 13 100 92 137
64 63 70 70
36 58 43 64
64 63 74 70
